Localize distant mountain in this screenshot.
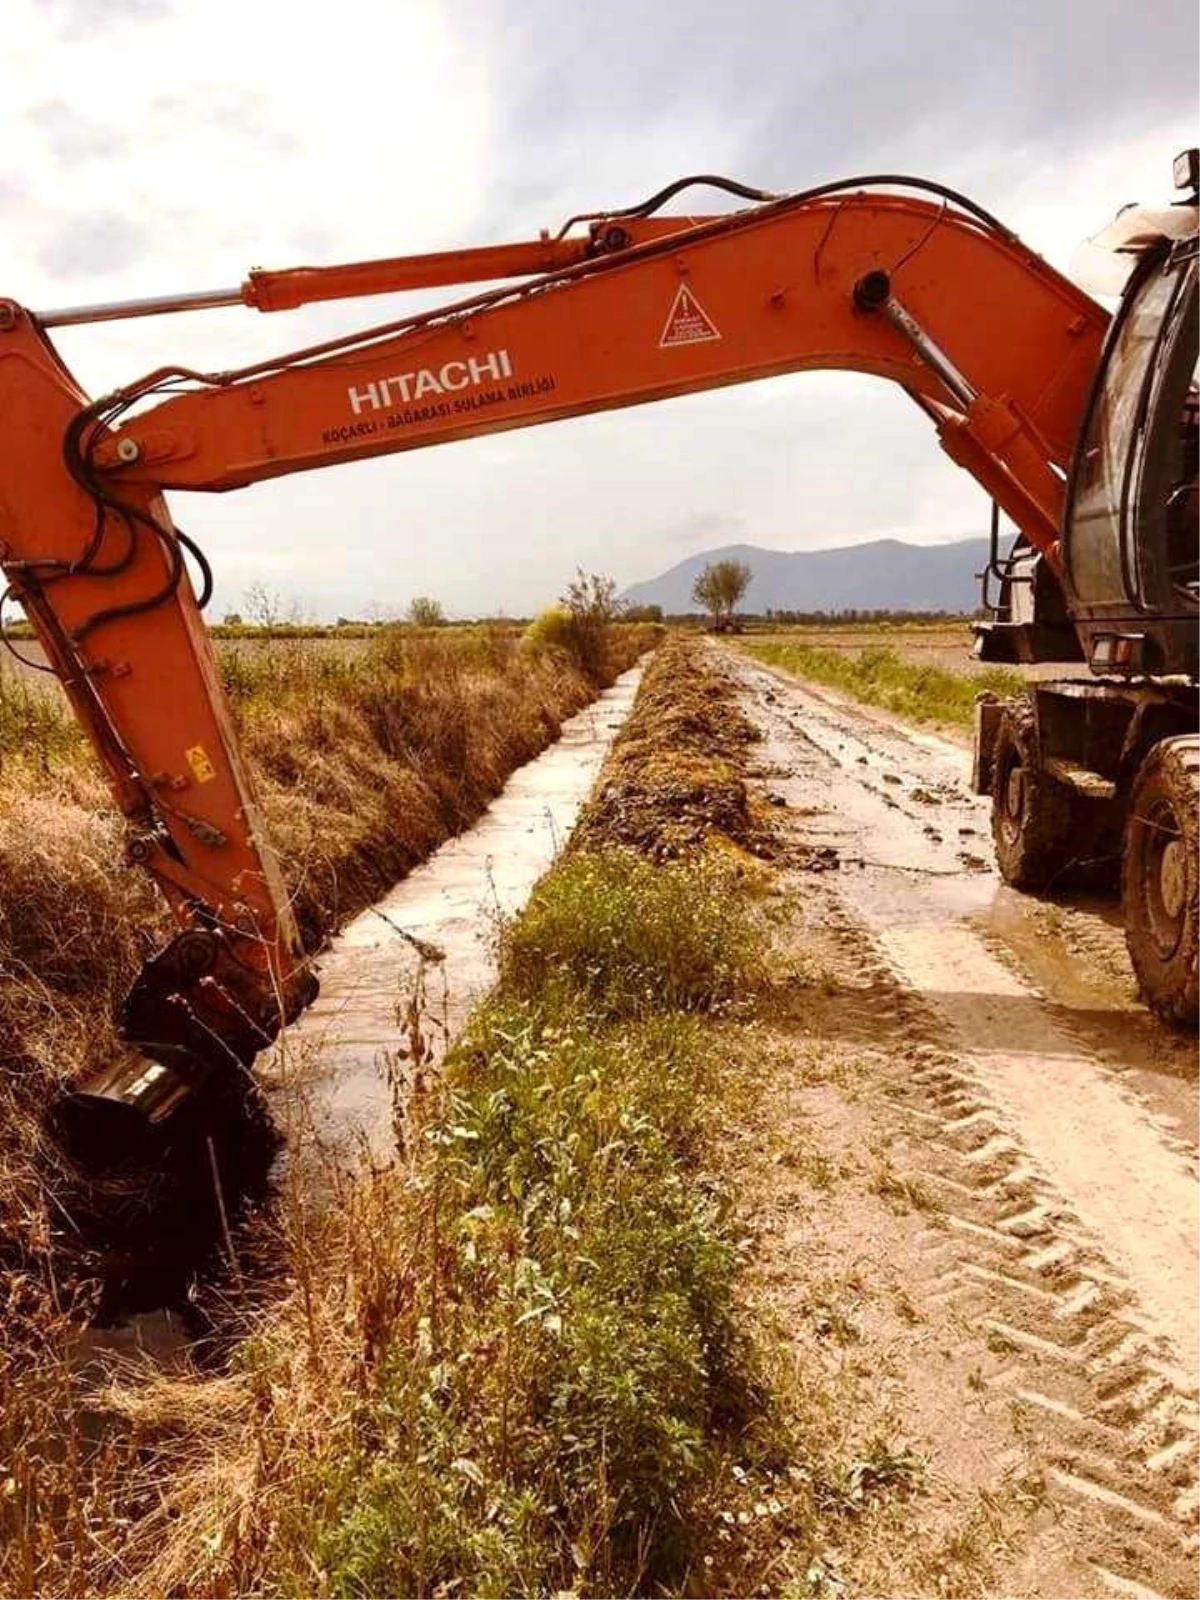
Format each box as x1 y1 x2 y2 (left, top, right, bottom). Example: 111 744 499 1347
621 537 991 615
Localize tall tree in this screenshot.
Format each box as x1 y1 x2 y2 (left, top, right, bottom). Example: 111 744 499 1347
407 596 447 627
692 560 752 631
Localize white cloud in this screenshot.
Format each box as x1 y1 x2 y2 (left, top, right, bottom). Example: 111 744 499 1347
2 1 1193 617
3 0 493 328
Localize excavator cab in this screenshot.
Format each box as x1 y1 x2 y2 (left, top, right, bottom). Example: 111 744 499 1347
1061 209 1198 679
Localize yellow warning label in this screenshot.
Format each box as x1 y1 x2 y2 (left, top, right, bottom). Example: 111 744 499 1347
659 283 722 347
186 744 217 784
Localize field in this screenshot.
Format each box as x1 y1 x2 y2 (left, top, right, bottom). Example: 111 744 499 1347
737 629 1020 732
1 615 664 1596
728 614 1105 734
1 618 1196 1598
740 620 1090 678
1 629 388 701
746 620 982 669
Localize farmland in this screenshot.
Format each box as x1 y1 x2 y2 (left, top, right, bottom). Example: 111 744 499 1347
740 619 1091 678
2 617 1198 1597
0 616 658 1155
730 614 1105 734
740 633 1024 730
745 620 983 671
1 616 662 1594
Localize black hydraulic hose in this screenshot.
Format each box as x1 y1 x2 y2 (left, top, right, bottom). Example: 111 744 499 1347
54 387 215 639
57 400 140 580
176 527 214 609
554 173 781 237
71 514 186 642
554 170 1017 243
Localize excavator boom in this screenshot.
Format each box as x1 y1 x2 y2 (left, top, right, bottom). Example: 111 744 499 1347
80 192 1103 536
0 176 1114 1147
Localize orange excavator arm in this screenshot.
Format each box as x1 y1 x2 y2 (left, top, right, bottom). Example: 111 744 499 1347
0 177 1109 1134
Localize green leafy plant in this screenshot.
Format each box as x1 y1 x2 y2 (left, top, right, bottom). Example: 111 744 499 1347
742 640 1022 729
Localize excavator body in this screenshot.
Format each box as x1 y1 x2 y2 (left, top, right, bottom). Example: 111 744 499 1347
0 160 1196 1246
971 193 1198 1024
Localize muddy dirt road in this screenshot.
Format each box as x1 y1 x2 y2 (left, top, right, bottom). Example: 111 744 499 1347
727 645 1199 1596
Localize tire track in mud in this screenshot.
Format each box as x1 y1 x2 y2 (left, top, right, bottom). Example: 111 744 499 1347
729 647 1199 1596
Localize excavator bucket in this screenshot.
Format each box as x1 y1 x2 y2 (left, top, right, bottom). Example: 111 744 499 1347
43 929 314 1295
45 1042 282 1306
49 1045 213 1170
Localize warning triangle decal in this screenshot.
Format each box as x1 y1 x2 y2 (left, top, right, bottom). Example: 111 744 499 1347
659 283 722 347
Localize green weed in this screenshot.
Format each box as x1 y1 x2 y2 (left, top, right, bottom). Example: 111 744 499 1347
242 855 770 1598
742 641 1023 730
500 847 762 1019
816 1438 925 1515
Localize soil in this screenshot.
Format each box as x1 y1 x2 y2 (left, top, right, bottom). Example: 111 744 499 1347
724 643 1199 1598
573 637 772 860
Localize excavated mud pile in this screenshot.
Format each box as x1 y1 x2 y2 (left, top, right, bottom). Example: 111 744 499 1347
573 637 770 858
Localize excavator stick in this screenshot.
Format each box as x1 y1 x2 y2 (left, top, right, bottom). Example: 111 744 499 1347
0 306 317 1270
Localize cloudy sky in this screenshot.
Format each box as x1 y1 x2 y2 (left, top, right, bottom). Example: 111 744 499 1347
3 0 1196 618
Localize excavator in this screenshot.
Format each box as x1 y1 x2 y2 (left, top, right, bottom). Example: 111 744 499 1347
1 158 1197 1216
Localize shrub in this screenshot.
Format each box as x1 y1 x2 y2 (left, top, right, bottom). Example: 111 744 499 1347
407 595 447 627
521 604 576 660
523 572 629 681
501 847 759 1018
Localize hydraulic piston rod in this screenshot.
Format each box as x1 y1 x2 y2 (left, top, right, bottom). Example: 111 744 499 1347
853 269 978 407
35 286 247 328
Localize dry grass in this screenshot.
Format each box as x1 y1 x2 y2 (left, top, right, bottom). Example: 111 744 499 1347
40 648 773 1597
0 623 653 1230
2 623 969 1599
228 624 653 944
3 630 771 1598
0 619 656 1599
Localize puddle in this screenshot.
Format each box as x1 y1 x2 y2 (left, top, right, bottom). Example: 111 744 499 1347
980 887 1124 1010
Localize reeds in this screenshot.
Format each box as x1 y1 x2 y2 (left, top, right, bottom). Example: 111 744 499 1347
0 620 655 1598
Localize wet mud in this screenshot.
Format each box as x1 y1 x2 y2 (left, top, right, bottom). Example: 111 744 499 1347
728 645 1199 1587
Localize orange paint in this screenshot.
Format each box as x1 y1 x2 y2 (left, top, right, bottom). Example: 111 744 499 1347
0 187 1109 1024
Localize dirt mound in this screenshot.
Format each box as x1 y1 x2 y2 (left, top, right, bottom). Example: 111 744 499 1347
574 638 771 859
